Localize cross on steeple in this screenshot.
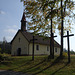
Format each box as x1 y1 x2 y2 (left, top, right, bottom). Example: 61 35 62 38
21 12 26 31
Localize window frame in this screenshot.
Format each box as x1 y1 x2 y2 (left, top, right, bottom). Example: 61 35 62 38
36 45 39 50
55 48 57 52
47 46 49 51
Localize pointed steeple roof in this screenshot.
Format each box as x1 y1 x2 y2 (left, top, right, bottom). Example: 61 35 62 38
21 12 26 31
21 12 26 22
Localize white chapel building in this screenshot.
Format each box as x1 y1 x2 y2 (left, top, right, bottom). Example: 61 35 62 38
11 13 61 56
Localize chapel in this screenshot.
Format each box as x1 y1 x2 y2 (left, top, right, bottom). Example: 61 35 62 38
11 13 61 56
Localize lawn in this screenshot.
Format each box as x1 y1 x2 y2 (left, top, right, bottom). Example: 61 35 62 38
0 54 75 75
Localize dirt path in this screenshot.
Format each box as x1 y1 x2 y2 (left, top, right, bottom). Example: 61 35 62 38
0 70 30 75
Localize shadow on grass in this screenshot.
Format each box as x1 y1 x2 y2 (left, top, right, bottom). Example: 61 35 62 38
8 60 32 71
0 61 12 65
8 56 47 72
20 58 47 73
32 56 69 75
8 56 69 75
51 62 69 75
8 57 46 71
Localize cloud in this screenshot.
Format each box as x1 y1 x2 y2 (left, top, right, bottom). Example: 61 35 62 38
4 25 18 34
6 36 13 42
7 25 18 29
4 28 17 42
13 25 18 28
4 25 18 42
5 29 17 34
0 10 6 15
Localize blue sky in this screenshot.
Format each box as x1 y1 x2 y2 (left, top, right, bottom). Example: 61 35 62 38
0 0 23 42
0 0 75 51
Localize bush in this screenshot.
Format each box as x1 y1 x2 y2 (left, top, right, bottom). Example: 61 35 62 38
1 53 11 61
0 53 10 61
63 52 68 57
0 54 4 61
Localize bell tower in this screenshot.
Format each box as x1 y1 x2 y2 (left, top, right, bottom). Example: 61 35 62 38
21 12 26 31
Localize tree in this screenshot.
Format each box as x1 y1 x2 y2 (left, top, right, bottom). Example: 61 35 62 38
3 37 7 43
0 48 2 53
2 37 7 53
21 0 74 33
21 0 74 57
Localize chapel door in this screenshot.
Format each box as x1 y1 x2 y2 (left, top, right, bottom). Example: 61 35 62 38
17 48 21 56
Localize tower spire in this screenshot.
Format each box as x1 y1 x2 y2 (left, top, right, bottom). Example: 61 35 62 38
21 12 26 31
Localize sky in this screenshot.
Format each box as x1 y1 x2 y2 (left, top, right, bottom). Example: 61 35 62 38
0 0 75 51
0 0 23 42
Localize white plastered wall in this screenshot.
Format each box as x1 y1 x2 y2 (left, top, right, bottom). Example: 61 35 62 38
11 31 29 55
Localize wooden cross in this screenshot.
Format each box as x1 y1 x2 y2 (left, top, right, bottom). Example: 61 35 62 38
30 35 37 60
63 31 74 63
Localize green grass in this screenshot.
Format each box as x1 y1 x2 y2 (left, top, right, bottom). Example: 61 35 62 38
0 55 75 75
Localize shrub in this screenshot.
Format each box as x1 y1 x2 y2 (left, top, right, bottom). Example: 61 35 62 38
2 53 11 61
63 52 68 57
0 54 4 61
